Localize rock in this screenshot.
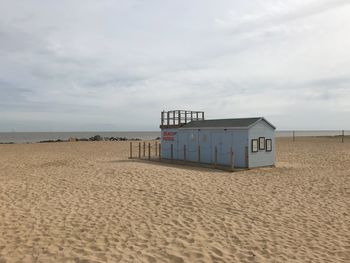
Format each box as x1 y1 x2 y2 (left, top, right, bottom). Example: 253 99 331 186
89 135 102 141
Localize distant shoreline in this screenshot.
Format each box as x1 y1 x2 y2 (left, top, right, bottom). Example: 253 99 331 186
0 131 161 144
0 132 348 145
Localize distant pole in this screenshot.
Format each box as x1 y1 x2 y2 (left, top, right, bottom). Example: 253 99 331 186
143 142 146 157
129 142 132 159
161 111 164 126
184 145 187 161
138 142 141 159
198 145 201 163
214 146 218 168
148 143 151 160
230 147 234 172
159 144 161 161
293 131 295 142
342 130 345 143
171 144 173 161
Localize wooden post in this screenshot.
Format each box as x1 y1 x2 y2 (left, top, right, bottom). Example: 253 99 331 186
214 146 217 168
155 141 158 156
293 131 295 142
184 145 186 161
159 144 161 161
342 130 344 143
245 146 249 168
198 145 201 163
138 142 141 159
143 142 146 157
230 147 234 172
161 111 164 126
129 142 132 159
171 144 173 161
167 111 170 126
148 143 151 160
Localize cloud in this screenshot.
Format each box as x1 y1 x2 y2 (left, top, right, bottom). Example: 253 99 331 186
0 0 350 131
217 0 350 31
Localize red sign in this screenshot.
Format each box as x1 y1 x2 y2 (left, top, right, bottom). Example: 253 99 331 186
163 132 176 141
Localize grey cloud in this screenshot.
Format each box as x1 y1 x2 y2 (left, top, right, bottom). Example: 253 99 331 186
0 0 350 131
221 0 350 36
306 76 350 88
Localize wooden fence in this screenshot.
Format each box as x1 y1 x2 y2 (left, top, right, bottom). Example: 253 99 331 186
129 142 246 172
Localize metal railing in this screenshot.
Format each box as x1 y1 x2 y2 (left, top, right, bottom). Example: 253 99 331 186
160 110 204 128
276 130 349 142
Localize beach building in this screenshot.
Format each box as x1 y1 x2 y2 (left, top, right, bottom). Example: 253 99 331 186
160 110 276 168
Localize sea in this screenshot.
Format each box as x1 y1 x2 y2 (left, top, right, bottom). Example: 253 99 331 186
0 131 160 144
0 130 348 144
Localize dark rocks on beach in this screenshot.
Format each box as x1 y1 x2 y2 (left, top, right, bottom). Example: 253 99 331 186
110 137 127 141
39 139 64 143
89 135 103 141
86 135 141 142
34 135 141 143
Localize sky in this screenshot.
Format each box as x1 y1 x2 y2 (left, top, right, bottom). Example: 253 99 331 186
0 0 350 131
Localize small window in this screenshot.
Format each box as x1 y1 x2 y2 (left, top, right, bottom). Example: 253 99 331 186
259 137 265 150
266 139 272 152
251 139 258 153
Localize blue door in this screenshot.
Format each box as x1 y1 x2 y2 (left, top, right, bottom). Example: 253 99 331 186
221 131 233 166
187 130 198 162
211 132 224 165
199 130 212 164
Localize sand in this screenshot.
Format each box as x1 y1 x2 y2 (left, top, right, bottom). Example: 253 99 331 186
0 138 349 262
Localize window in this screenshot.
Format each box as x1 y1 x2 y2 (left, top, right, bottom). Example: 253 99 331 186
259 137 265 150
266 139 272 152
251 139 258 153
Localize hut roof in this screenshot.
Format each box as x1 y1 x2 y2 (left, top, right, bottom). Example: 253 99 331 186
182 117 276 130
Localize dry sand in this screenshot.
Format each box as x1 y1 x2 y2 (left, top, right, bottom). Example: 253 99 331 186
0 138 349 262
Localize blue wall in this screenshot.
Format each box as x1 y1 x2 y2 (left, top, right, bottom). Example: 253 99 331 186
248 121 275 168
161 128 250 168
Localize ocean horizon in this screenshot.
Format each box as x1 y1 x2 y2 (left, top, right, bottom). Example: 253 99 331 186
0 130 348 144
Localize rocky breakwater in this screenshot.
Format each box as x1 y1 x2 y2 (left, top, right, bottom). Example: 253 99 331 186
39 135 141 143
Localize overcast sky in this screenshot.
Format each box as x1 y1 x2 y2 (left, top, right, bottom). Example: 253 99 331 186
0 0 350 131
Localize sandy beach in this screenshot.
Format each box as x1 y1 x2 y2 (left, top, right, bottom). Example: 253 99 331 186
0 137 349 262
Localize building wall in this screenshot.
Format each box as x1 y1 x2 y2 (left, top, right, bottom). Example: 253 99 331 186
160 128 179 159
161 128 249 168
248 121 275 168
